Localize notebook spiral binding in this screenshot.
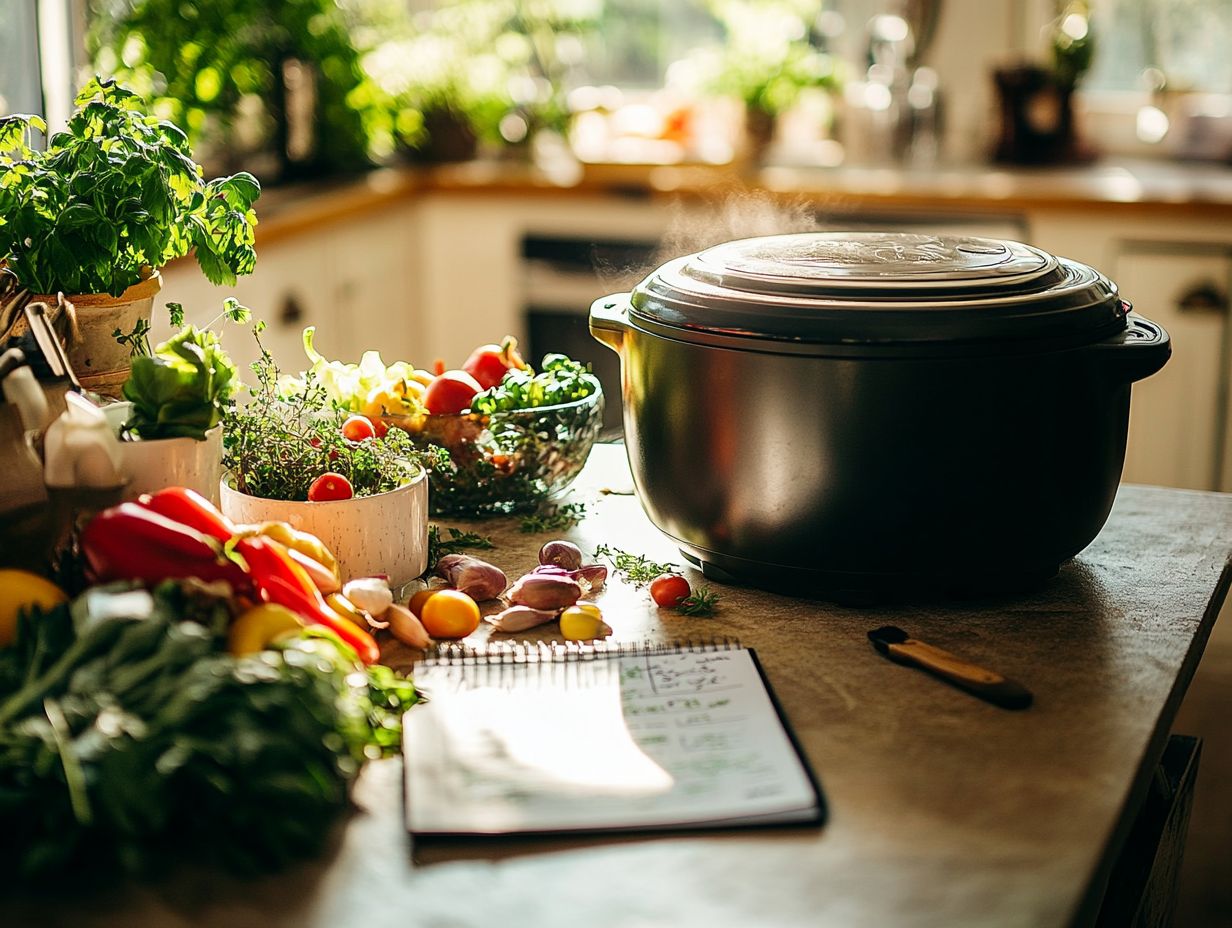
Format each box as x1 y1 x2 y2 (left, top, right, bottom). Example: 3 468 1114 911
420 637 742 667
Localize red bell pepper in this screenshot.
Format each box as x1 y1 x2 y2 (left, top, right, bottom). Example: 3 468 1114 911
137 487 236 541
80 502 250 591
231 535 380 664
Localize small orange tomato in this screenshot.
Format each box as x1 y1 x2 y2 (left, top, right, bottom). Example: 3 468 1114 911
408 588 441 617
419 589 480 639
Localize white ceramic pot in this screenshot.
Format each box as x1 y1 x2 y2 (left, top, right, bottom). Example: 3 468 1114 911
219 469 429 588
103 403 223 505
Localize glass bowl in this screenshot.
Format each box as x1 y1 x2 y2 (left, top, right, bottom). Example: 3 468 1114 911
384 387 604 516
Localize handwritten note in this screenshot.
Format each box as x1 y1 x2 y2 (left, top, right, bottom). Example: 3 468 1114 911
403 647 821 835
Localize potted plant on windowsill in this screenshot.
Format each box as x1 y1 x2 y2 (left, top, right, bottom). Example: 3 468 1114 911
0 77 260 396
364 0 594 164
694 3 841 165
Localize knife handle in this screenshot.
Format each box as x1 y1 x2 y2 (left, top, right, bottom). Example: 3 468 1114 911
886 639 1033 710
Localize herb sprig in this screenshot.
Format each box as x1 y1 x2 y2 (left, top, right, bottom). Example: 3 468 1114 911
594 543 680 586
0 77 259 297
520 502 587 534
677 587 721 617
426 525 495 567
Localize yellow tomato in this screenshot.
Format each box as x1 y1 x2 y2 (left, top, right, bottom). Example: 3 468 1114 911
0 570 67 647
419 590 480 639
228 604 305 656
559 605 611 641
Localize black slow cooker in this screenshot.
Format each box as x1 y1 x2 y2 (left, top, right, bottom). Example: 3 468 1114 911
590 232 1170 597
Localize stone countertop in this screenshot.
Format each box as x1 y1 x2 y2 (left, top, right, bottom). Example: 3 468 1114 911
8 444 1232 928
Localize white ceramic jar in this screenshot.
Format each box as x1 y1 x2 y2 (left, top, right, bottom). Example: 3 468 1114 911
220 469 429 588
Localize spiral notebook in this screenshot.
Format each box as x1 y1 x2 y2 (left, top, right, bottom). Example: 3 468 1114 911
402 639 824 836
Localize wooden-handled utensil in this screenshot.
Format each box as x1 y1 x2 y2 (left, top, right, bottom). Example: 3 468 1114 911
867 626 1033 710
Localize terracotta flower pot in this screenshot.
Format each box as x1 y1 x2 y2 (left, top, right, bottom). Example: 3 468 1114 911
32 270 162 398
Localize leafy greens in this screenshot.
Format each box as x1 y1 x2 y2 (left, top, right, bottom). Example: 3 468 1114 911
0 581 416 884
472 354 599 413
122 326 237 441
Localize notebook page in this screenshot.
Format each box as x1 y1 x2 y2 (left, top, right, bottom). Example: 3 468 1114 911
404 648 818 834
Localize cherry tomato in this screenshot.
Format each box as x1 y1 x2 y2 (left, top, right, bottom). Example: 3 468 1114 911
419 589 480 639
341 415 376 442
463 336 527 390
423 370 483 415
649 574 691 608
308 472 354 502
369 416 389 439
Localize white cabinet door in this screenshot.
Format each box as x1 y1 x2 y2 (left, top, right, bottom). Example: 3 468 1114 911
1116 245 1232 490
317 204 419 364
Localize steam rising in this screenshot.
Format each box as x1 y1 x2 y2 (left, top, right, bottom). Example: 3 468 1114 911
592 191 833 291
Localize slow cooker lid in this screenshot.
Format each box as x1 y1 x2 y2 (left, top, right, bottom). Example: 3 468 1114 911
630 232 1126 346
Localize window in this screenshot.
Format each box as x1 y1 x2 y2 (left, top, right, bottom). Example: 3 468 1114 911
1084 0 1232 94
0 0 44 117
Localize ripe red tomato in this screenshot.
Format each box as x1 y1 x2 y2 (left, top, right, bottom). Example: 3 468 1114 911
649 574 691 608
463 337 527 390
341 415 376 442
423 370 483 415
368 415 389 439
308 472 354 502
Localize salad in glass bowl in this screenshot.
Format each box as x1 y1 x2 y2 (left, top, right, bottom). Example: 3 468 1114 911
284 330 604 516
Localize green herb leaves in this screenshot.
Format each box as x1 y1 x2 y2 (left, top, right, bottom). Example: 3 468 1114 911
425 525 495 568
677 586 721 616
471 354 599 413
594 544 679 586
0 77 259 297
520 502 587 534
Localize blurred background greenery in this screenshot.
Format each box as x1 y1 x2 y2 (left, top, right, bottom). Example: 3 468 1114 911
82 0 844 181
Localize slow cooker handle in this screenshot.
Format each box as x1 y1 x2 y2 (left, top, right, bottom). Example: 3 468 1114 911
589 294 631 353
1093 308 1171 384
